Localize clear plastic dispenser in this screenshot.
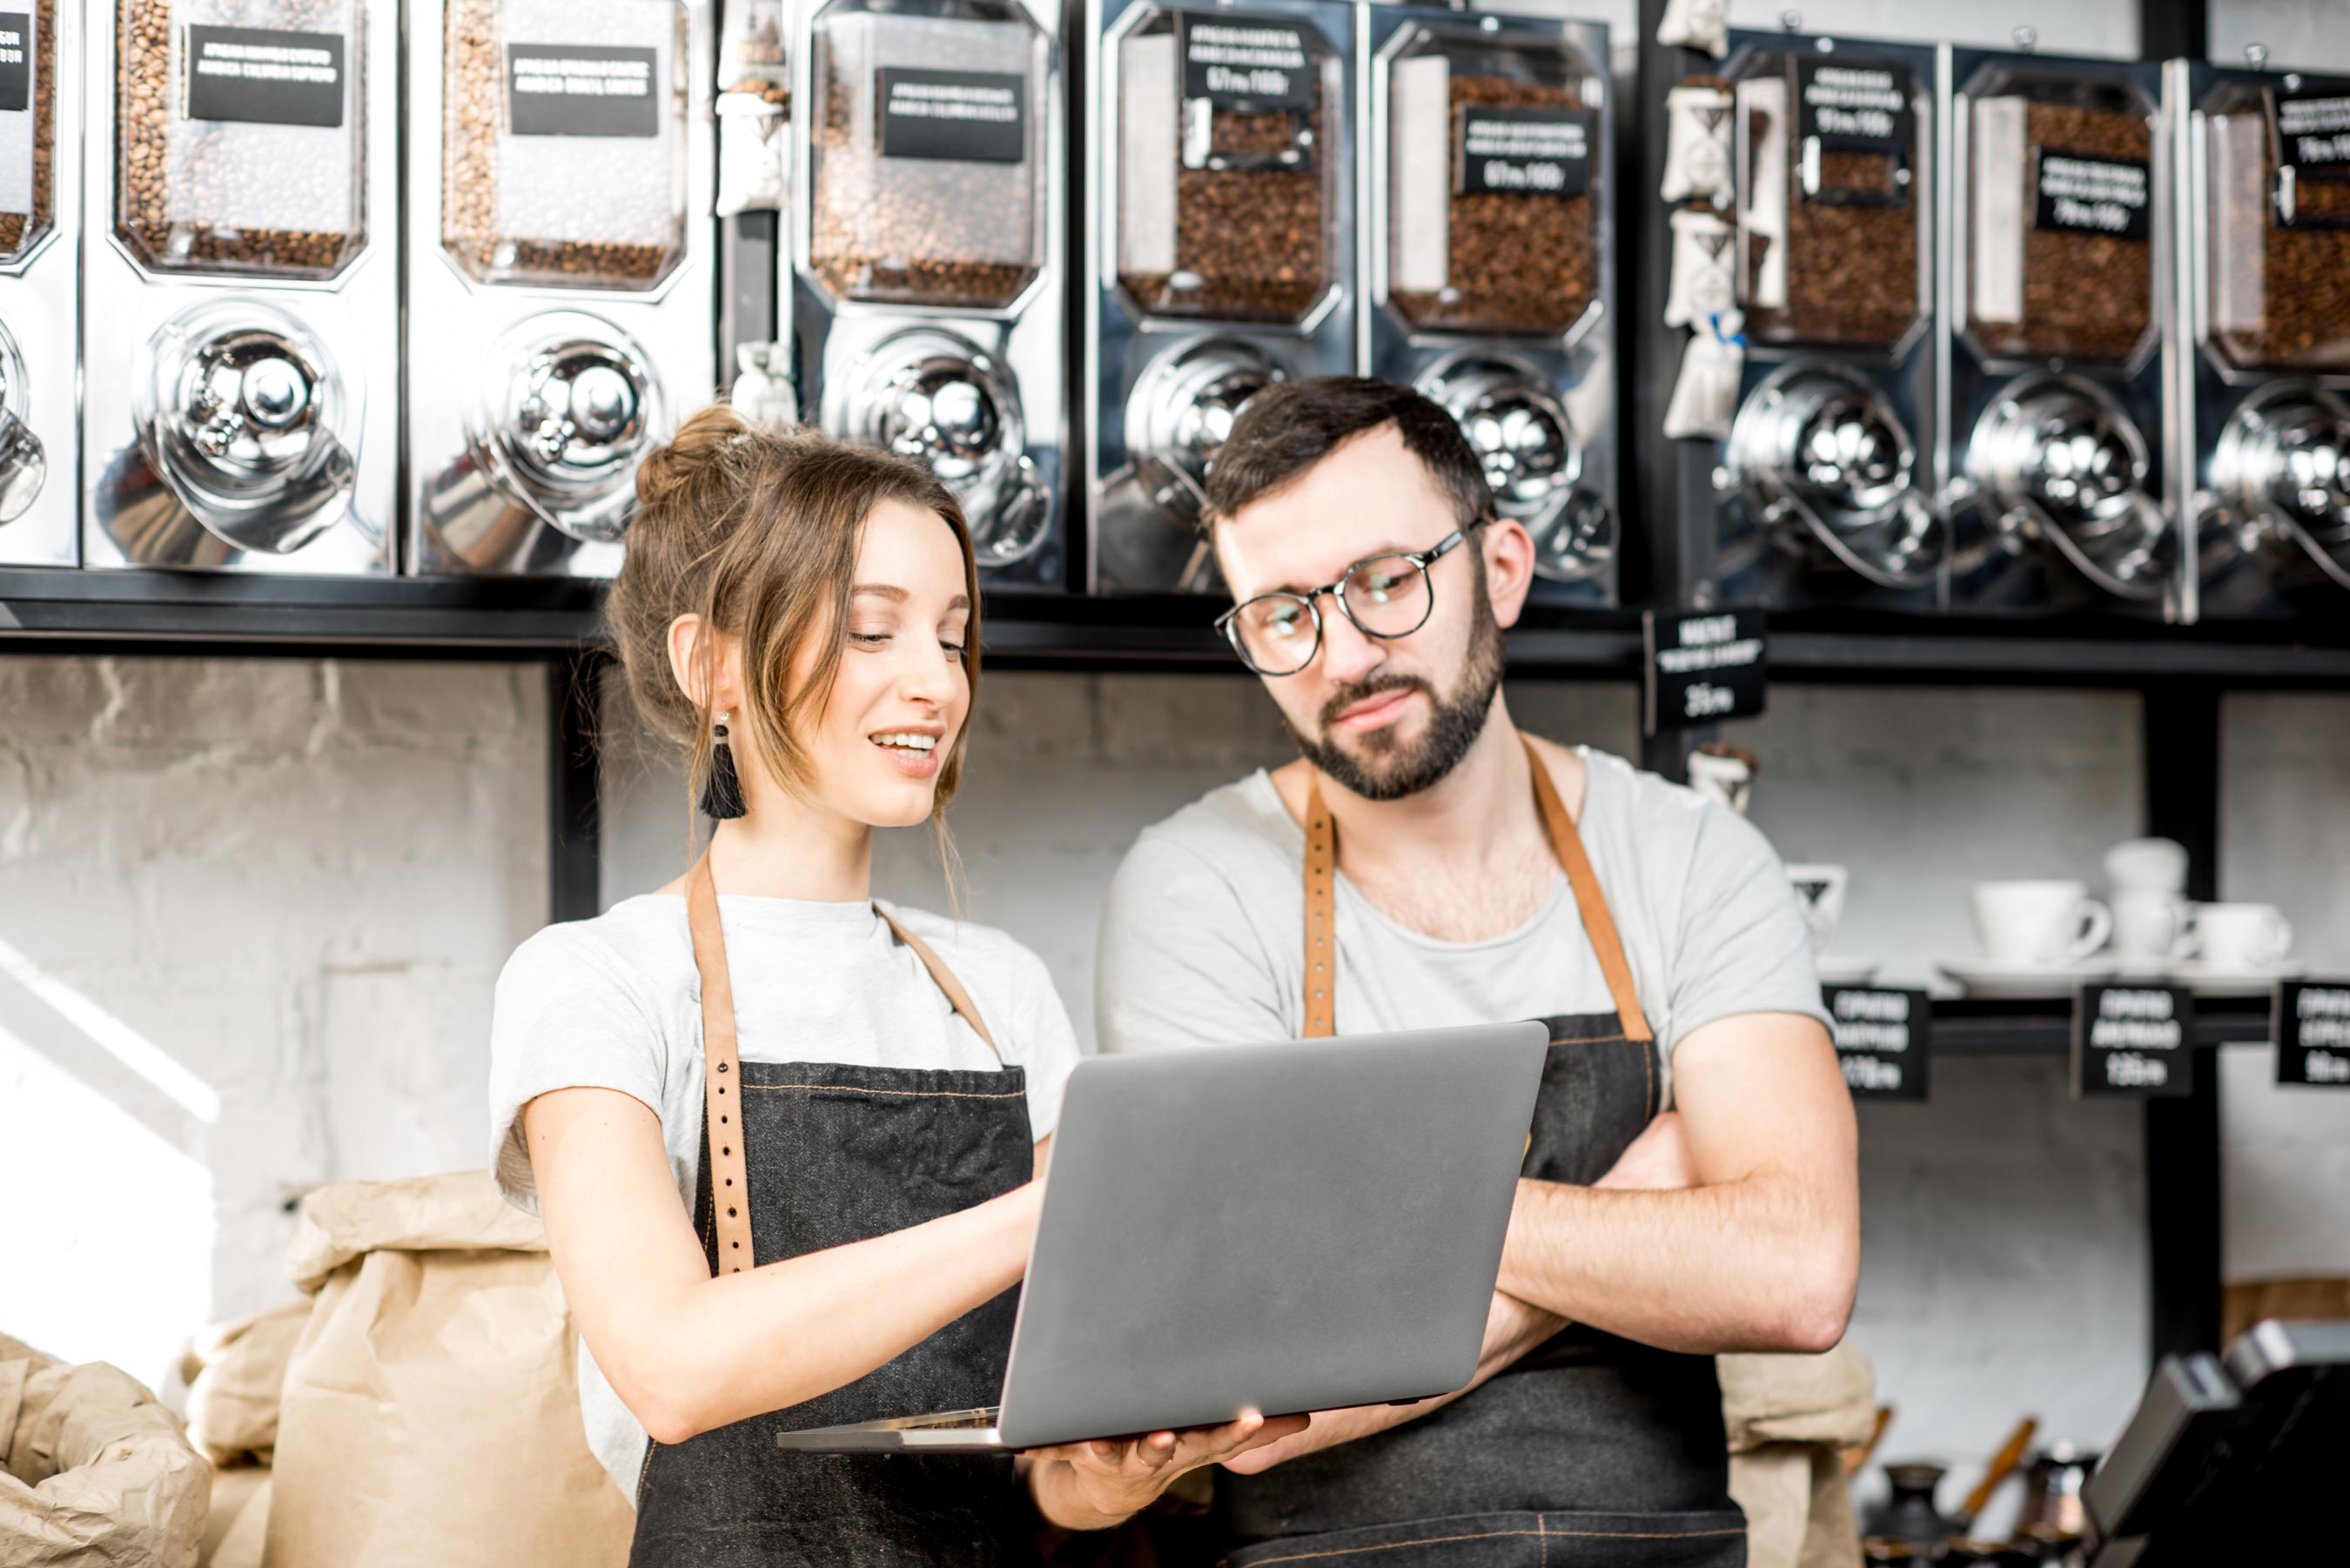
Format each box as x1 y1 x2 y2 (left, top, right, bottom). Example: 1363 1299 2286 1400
440 0 690 291
2201 77 2350 372
0 0 54 265
114 0 366 279
808 0 1047 312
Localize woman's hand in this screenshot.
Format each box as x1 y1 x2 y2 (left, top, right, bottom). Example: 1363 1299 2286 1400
1024 1411 1309 1531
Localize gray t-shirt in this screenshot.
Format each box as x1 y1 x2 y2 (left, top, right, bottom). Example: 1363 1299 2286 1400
1096 746 1828 1101
488 892 1083 1501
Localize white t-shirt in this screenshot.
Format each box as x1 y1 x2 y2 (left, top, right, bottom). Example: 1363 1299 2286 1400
487 891 1084 1501
1096 747 1829 1104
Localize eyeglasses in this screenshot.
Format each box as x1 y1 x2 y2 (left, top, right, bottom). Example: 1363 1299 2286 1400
1215 528 1473 677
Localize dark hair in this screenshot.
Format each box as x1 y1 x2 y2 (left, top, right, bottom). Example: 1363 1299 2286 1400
1202 376 1493 534
606 403 982 825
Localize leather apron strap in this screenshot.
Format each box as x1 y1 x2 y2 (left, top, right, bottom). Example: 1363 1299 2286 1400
1300 736 1654 1045
684 850 1000 1277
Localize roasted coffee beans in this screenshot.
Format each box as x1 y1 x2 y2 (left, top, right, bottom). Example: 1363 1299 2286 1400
1391 74 1595 336
115 0 360 277
1744 131 1920 347
442 0 683 290
0 0 53 258
1968 101 2152 363
1119 106 1328 323
2208 106 2350 370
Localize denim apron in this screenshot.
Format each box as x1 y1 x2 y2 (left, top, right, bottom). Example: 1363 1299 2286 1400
1213 740 1746 1568
627 854 1041 1568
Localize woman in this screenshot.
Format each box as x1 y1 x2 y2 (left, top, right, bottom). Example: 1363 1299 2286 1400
487 406 1299 1565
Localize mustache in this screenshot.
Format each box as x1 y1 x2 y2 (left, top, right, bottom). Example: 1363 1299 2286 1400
1317 672 1429 732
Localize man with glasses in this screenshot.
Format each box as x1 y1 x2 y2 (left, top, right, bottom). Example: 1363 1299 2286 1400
1096 379 1857 1568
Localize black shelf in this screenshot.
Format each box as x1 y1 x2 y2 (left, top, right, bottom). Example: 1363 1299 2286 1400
1929 993 2276 1056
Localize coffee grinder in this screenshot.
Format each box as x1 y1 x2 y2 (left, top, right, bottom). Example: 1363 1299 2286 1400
1083 0 1356 594
1703 24 1944 611
83 0 398 573
0 0 71 567
2174 49 2350 620
1360 0 1617 606
791 0 1064 591
406 0 715 577
1941 38 2181 620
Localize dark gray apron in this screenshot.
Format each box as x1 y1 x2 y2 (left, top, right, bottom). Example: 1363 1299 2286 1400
627 854 1042 1568
1215 742 1745 1567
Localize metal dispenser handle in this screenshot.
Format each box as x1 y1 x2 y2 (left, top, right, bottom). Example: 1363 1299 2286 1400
481 317 663 545
1726 364 1944 589
1967 376 2173 601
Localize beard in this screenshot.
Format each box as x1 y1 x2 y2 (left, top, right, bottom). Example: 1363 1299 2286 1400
1284 574 1506 803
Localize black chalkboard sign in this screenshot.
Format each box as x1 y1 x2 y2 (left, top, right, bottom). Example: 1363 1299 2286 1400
1642 608 1767 735
1178 15 1313 113
2033 150 2152 241
2072 982 2196 1098
2275 90 2350 176
1456 106 1592 198
1794 57 1914 151
507 44 659 139
877 68 1027 163
1828 986 1930 1100
2274 981 2350 1088
0 13 30 116
184 26 346 129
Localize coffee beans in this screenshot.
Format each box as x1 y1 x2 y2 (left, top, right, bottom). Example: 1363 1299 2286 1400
1968 102 2152 363
1389 74 1595 337
441 0 679 288
2208 106 2350 370
1744 116 1921 348
0 0 54 258
807 26 1040 311
115 0 359 276
1119 106 1329 323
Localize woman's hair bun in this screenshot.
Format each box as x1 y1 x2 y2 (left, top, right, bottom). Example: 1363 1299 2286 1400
634 402 753 512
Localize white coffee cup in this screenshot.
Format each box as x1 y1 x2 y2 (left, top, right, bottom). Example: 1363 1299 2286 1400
1783 864 1849 957
2112 890 2191 965
2104 837 2189 895
2184 903 2294 970
1971 880 2113 966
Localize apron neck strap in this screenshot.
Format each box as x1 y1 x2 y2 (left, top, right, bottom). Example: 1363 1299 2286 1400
683 848 1004 1277
1299 737 1654 1045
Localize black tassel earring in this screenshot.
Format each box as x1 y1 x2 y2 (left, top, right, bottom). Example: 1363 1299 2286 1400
701 710 748 820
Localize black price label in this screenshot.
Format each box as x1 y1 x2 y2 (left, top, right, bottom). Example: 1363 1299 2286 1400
1177 14 1313 112
2072 984 2196 1098
2274 982 2350 1087
877 68 1026 164
2274 90 2350 175
1642 608 1767 735
1829 987 1930 1100
1795 57 1914 151
1457 106 1593 198
507 44 659 138
183 25 346 129
0 12 30 116
2033 149 2152 240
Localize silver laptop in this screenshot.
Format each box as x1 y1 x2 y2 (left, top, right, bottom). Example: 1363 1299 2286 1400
775 1020 1549 1453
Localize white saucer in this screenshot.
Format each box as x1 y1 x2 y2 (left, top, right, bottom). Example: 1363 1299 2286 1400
1937 956 2121 997
2163 959 2306 996
1816 955 1883 985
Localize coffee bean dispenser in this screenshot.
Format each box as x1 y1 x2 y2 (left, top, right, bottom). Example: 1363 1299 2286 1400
83 0 396 573
791 0 1063 591
2175 51 2350 620
1941 42 2180 619
0 0 72 567
1084 0 1354 594
1705 25 1944 611
407 0 713 577
1361 2 1615 606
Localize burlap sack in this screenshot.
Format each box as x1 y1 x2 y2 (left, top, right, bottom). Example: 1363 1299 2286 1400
263 1170 634 1568
1 1334 211 1566
185 1302 311 1467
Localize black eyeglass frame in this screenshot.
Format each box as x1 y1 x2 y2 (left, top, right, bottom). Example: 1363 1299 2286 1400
1214 526 1476 676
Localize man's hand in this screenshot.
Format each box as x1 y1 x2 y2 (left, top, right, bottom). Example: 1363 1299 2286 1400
1595 1110 1696 1192
1025 1411 1309 1531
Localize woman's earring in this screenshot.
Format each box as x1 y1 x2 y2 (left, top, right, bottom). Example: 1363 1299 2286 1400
701 711 749 820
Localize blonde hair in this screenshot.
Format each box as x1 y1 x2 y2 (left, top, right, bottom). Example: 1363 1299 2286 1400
606 404 984 851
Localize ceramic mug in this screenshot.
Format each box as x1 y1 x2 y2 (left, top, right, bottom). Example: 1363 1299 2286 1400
2185 903 2295 970
1971 880 2113 966
2104 837 2189 895
2112 889 2191 965
1783 864 1849 957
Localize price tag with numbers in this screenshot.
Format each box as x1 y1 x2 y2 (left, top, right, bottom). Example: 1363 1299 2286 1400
1642 608 1767 735
2072 983 2196 1098
1828 986 1930 1100
2274 982 2350 1087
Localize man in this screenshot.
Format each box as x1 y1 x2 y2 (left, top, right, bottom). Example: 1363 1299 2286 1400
1096 378 1859 1568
